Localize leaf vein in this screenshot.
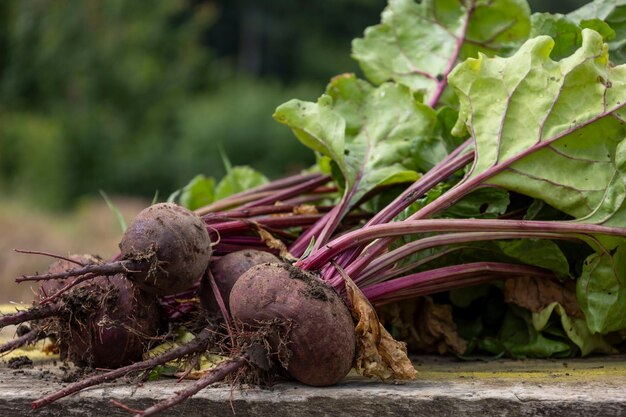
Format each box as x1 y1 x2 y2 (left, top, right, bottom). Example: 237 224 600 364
546 144 612 163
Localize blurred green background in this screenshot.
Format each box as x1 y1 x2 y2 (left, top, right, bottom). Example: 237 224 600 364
0 0 587 209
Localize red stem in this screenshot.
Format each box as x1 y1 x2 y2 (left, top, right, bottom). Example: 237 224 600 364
362 262 554 304
207 214 321 235
322 144 474 277
240 175 330 209
340 231 577 288
206 269 236 344
194 173 326 215
299 218 626 272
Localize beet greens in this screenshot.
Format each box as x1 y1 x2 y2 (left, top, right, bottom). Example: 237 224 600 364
270 0 626 357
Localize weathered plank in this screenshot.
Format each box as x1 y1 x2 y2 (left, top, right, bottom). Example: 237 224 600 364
2 356 626 417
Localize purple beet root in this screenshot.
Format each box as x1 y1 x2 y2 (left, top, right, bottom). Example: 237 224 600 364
59 273 161 368
229 262 355 386
20 204 213 298
199 249 279 313
119 202 213 296
4 255 161 368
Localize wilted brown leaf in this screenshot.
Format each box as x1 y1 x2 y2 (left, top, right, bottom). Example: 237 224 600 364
254 226 296 261
415 297 467 355
380 298 467 355
292 204 319 215
336 264 416 380
504 276 583 318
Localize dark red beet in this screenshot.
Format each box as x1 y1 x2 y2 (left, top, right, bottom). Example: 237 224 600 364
42 256 160 368
61 274 161 368
199 250 279 312
229 262 355 386
119 203 212 296
4 255 161 367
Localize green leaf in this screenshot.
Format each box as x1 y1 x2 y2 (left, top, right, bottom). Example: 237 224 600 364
577 243 626 333
533 302 615 355
444 187 510 219
150 190 160 206
144 328 196 361
166 189 181 203
449 29 626 227
179 175 215 210
393 235 571 279
496 307 573 358
214 166 269 201
530 13 615 61
274 96 347 176
530 13 583 60
147 365 179 381
524 199 573 221
497 239 570 276
580 19 617 42
449 284 491 308
98 190 127 233
299 236 317 261
569 0 626 63
275 74 435 207
412 107 467 171
352 0 530 101
401 183 509 220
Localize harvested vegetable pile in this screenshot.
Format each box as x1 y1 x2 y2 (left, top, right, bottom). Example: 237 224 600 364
4 0 626 415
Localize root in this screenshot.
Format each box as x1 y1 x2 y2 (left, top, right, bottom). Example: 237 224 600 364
129 354 248 417
0 304 62 329
19 259 147 304
32 328 215 410
129 320 294 416
38 273 99 304
16 259 136 283
14 249 87 267
0 328 45 355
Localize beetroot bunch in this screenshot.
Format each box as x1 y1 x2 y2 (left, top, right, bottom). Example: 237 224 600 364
3 195 362 417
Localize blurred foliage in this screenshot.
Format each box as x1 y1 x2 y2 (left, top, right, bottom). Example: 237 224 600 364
0 0 590 208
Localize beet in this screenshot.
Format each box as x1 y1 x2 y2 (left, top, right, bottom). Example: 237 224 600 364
3 255 161 368
229 262 355 386
59 274 161 368
119 202 212 295
18 204 212 298
199 249 279 312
